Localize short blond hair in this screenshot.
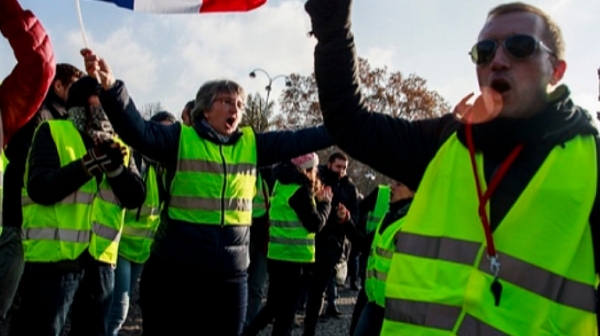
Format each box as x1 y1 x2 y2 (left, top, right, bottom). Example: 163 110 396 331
487 2 564 60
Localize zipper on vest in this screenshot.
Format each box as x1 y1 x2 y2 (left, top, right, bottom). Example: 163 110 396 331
219 145 227 227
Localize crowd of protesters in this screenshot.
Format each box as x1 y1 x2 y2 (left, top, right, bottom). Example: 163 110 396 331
0 0 598 335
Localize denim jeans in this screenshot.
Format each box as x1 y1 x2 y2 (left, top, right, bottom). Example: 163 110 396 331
0 227 24 328
106 256 144 336
10 254 114 336
246 241 268 325
140 253 248 336
353 302 384 336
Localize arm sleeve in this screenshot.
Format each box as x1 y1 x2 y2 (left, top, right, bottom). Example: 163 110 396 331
0 4 55 145
313 33 457 190
26 123 94 205
255 124 334 167
99 81 180 166
106 153 146 209
288 185 331 233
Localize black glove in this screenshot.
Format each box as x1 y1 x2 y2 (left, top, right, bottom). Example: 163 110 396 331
305 0 352 43
81 142 126 176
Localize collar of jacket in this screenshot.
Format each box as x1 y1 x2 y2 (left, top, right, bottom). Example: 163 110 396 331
456 85 598 157
193 119 243 145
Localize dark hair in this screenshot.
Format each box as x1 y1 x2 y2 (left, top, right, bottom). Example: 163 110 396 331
184 100 195 111
328 151 348 164
65 76 100 109
150 110 177 123
54 63 83 86
487 2 564 60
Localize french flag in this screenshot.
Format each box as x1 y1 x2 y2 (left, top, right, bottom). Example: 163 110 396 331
92 0 267 13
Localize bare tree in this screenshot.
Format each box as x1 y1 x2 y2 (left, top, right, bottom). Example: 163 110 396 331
274 57 451 193
240 93 273 132
140 101 166 120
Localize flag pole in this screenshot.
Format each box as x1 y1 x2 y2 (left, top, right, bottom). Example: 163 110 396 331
75 0 90 48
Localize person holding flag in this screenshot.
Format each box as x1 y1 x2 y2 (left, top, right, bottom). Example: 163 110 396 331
80 48 334 335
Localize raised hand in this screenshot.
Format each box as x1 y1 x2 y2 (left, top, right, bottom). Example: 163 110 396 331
304 0 352 43
80 48 116 90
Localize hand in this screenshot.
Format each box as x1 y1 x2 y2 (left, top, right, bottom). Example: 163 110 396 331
81 141 126 176
80 48 116 90
453 87 503 124
304 0 352 43
316 186 333 203
336 203 349 222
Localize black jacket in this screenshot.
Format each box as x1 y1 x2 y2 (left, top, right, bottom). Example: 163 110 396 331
3 91 68 228
273 162 331 234
313 31 600 271
98 81 334 277
316 164 361 252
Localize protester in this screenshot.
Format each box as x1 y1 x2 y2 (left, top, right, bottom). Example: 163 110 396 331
0 63 80 334
181 99 194 126
303 152 359 336
10 76 146 336
244 153 332 336
0 0 55 331
352 181 414 336
106 111 177 336
80 48 334 336
305 0 598 334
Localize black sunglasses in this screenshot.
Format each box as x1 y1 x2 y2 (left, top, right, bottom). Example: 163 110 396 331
469 34 556 65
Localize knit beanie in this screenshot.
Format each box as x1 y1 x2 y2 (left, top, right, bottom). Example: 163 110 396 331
66 76 100 109
291 152 319 170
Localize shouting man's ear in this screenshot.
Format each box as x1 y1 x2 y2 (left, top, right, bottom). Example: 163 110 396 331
550 60 567 86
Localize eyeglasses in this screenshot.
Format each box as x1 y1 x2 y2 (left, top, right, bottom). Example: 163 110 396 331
214 97 246 112
469 34 556 65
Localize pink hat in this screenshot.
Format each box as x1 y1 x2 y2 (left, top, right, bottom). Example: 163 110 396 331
291 152 319 170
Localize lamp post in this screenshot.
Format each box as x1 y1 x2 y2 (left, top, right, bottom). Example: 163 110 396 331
249 68 291 120
365 169 376 194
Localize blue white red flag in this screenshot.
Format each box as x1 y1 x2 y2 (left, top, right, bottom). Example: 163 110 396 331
91 0 266 13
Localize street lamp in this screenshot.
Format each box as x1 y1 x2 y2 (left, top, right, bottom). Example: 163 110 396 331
365 169 376 193
249 68 292 116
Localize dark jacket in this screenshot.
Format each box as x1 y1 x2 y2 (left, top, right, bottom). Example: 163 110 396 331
26 122 146 211
3 92 68 228
273 162 331 233
98 81 334 277
316 164 361 253
313 31 600 271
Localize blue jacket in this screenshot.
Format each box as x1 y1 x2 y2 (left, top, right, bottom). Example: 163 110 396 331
99 81 334 276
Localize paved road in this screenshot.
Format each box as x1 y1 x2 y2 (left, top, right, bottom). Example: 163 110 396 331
119 285 359 336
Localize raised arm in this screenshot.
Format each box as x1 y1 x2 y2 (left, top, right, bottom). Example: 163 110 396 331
0 0 55 145
305 0 455 188
80 48 181 165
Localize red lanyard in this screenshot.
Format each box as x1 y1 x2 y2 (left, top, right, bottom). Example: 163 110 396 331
464 123 523 274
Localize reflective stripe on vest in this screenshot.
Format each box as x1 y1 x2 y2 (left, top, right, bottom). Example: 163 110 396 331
119 165 161 263
168 126 257 226
365 185 390 235
267 181 316 263
365 215 406 307
21 120 128 264
381 133 597 336
252 173 269 218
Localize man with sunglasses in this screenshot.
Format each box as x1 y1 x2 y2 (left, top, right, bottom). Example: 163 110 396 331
305 0 598 335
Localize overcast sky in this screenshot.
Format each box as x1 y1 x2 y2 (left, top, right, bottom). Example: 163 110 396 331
1 0 599 119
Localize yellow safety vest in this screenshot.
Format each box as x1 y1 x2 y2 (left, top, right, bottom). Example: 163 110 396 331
365 185 390 235
382 133 597 336
119 164 161 263
168 125 257 226
267 181 316 263
364 203 409 307
21 120 129 264
253 172 269 219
